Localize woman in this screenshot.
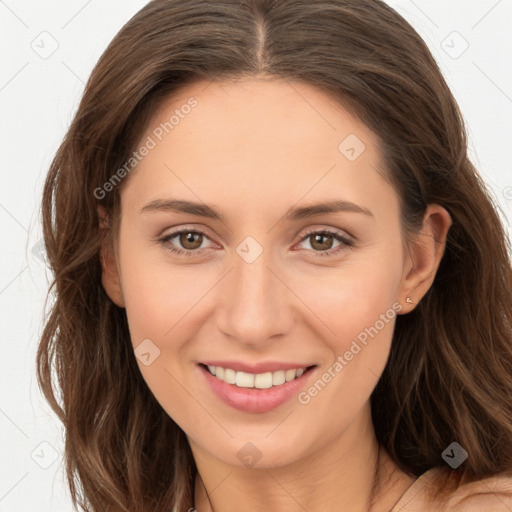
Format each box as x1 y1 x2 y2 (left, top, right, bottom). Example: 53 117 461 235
37 0 512 510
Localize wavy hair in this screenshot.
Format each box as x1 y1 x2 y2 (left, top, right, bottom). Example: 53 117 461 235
36 0 512 510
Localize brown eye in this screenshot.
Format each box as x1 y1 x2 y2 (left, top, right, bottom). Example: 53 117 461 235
309 233 335 251
159 228 213 256
179 232 203 250
296 229 354 257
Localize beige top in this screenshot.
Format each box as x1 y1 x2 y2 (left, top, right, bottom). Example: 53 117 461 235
391 467 512 511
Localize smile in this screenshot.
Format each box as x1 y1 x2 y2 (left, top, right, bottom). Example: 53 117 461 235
199 361 317 413
205 365 308 389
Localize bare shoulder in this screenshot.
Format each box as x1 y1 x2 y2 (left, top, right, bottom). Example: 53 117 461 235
440 469 512 512
392 467 512 512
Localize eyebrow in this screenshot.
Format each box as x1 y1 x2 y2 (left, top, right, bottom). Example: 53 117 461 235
140 198 373 221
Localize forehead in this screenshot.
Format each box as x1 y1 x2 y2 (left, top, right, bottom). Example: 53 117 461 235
148 76 375 160
120 77 396 222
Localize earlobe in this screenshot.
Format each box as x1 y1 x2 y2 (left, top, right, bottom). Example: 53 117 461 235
398 204 452 313
98 206 126 308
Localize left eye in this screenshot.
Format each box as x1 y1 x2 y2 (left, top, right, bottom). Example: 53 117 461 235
295 230 354 256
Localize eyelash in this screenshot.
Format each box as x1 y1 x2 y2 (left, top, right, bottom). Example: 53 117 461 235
157 227 354 258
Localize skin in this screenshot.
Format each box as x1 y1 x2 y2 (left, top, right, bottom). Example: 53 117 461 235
100 76 452 512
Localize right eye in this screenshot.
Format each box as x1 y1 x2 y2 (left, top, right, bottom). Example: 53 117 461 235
159 227 215 256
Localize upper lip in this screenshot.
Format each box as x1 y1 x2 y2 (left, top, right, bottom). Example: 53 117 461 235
200 360 316 374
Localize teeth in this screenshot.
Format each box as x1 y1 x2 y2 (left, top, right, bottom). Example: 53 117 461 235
224 368 236 384
254 372 273 389
236 371 254 388
272 370 286 386
285 369 296 382
206 365 308 388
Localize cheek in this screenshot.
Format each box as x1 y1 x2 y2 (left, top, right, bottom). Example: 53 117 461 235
300 249 403 345
119 245 222 427
120 239 214 346
292 249 403 406
118 248 217 432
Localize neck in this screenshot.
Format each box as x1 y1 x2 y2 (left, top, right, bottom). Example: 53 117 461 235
191 407 414 512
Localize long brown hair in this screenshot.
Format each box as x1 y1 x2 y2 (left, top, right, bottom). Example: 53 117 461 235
36 0 512 510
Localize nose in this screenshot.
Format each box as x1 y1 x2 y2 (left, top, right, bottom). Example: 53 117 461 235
215 243 294 348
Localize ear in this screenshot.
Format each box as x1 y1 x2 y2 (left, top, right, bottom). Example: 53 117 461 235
98 205 125 308
398 204 452 314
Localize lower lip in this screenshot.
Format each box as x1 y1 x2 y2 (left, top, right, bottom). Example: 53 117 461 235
199 364 316 413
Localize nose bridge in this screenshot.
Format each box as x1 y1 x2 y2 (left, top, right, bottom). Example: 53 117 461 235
216 236 292 344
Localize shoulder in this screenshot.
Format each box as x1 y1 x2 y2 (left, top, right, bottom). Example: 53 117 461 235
442 469 512 511
392 467 512 512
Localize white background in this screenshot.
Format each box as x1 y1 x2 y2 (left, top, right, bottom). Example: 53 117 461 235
1 1 511 510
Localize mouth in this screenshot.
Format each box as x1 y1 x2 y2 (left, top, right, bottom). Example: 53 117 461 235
200 363 316 389
198 361 318 413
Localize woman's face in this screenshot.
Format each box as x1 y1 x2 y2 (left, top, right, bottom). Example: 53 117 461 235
104 77 420 469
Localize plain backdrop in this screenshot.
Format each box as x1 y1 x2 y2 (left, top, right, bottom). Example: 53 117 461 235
1 1 511 510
